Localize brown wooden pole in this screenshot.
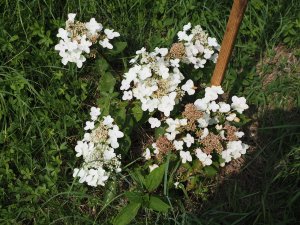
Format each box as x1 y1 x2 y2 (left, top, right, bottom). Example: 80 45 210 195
210 0 248 86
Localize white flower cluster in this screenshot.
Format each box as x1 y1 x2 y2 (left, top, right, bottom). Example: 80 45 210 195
55 13 120 68
73 107 124 187
121 47 196 116
177 22 220 68
121 23 219 116
144 86 249 171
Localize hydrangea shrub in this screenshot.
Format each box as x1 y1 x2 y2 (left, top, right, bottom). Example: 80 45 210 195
54 14 250 225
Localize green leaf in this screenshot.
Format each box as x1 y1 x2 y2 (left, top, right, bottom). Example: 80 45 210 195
155 126 166 139
97 95 111 116
125 191 143 203
145 164 165 192
112 102 127 127
119 133 132 154
109 41 127 55
96 58 109 73
113 202 141 225
131 103 144 122
129 168 145 187
203 165 218 177
103 177 117 205
148 196 170 213
99 72 116 93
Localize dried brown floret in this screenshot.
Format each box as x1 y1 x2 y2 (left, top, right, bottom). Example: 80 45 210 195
153 79 171 98
168 42 186 59
182 104 203 131
89 34 100 43
68 21 88 40
155 136 174 158
182 104 203 121
90 123 109 143
200 133 223 154
195 129 203 138
224 125 238 141
89 49 97 58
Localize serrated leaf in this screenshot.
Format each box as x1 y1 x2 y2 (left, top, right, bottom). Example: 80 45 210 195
113 202 141 225
119 133 131 154
148 196 170 213
99 72 116 93
145 164 165 192
97 96 111 116
112 105 126 127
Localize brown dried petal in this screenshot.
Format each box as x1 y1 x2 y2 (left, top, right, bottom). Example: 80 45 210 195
200 133 223 154
224 125 238 141
168 42 186 59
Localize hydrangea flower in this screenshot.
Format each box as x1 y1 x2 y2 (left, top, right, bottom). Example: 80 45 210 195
231 96 249 113
73 107 124 187
121 47 188 116
142 86 249 185
175 23 220 68
181 79 196 95
121 23 219 116
148 117 161 128
55 13 120 67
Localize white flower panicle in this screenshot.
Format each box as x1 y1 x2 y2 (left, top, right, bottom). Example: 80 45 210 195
121 47 187 116
55 13 120 68
121 23 218 116
177 23 220 68
143 86 249 172
73 107 124 187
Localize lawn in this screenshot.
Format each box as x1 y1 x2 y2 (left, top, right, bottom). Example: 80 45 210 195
0 0 299 224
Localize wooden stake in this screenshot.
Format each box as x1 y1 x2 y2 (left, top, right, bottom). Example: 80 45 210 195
210 0 248 86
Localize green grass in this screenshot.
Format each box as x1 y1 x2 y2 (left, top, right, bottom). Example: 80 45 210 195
0 0 299 224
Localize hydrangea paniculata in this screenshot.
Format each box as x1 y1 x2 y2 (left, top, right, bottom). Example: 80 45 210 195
176 23 220 68
121 23 219 116
55 13 120 68
120 47 191 116
73 107 124 187
143 86 249 179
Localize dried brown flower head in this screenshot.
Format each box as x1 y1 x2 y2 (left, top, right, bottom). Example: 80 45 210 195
155 136 174 160
224 125 238 141
182 104 203 131
168 42 186 59
68 21 88 41
90 123 109 143
152 79 171 98
200 133 223 154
